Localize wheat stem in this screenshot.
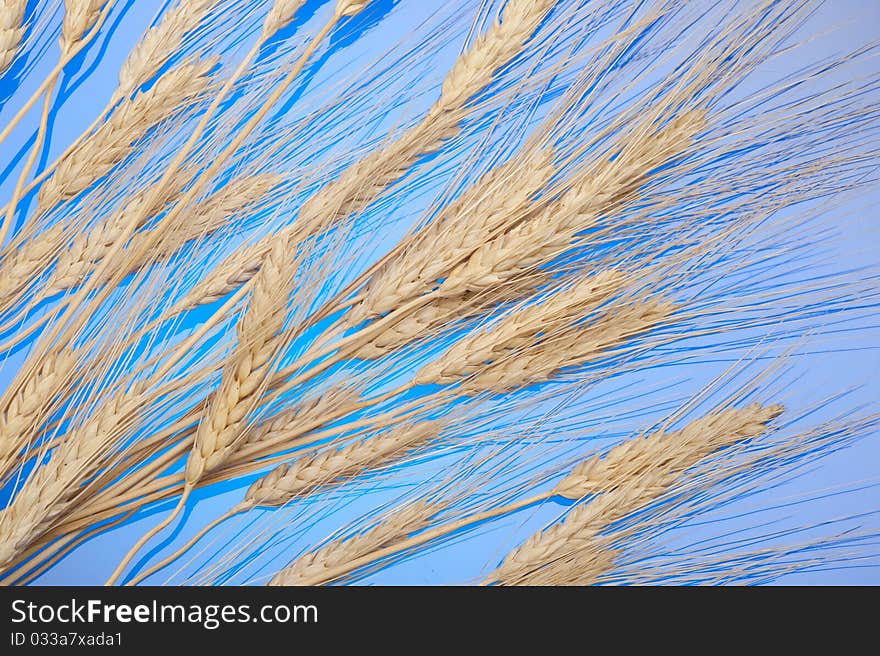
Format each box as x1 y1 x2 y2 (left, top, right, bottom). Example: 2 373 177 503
105 486 191 585
125 504 245 586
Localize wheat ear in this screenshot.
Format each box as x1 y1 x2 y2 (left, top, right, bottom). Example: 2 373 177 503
487 403 784 585
184 240 292 486
41 171 281 300
0 384 146 570
127 420 436 584
36 57 216 214
60 0 108 55
295 403 784 585
168 0 554 316
352 271 552 360
0 350 80 477
269 502 440 585
118 0 220 96
349 149 556 325
0 0 115 246
104 238 295 584
437 112 707 300
245 423 438 506
0 0 25 74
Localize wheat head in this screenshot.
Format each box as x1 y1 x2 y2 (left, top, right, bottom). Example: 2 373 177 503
37 58 217 213
60 0 107 56
118 0 220 94
269 501 439 585
0 0 26 73
245 423 437 506
488 403 783 584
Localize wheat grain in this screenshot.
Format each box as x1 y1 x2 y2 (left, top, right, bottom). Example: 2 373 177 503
349 149 556 325
184 239 292 485
0 384 145 570
553 403 785 500
0 0 25 74
0 350 80 475
352 272 551 359
414 271 626 388
437 112 707 300
40 172 192 298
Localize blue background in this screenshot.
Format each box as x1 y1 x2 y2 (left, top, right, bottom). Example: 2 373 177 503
0 0 877 584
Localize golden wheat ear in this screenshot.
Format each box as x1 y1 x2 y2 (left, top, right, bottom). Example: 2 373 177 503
487 403 784 585
270 501 442 586
0 0 26 75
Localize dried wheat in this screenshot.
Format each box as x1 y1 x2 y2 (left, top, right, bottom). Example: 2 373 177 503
118 0 220 95
60 0 108 56
487 403 783 584
269 501 439 585
37 58 216 213
0 0 25 74
245 423 437 506
0 384 145 570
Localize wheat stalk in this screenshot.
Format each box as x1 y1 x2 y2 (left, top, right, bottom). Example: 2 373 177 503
487 403 784 585
0 1 114 153
0 0 25 74
0 350 80 477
